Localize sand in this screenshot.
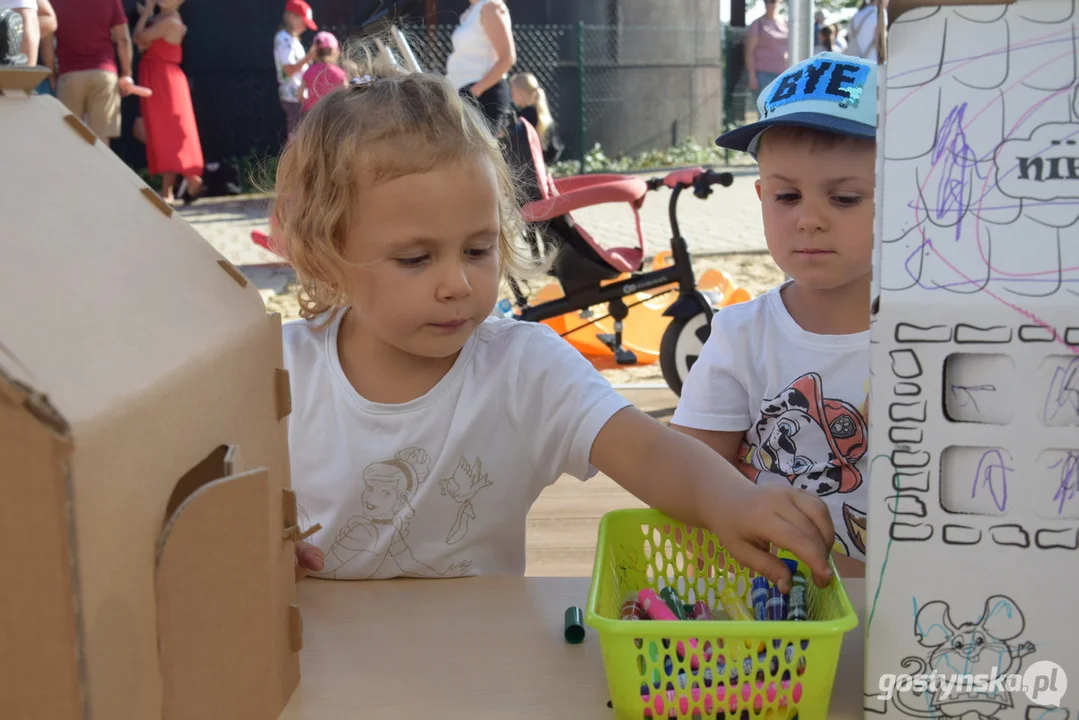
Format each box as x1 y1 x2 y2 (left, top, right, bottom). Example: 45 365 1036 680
263 251 785 386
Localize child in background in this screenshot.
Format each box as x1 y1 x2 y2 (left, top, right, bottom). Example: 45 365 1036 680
300 30 347 115
509 71 563 165
672 53 876 579
276 44 836 588
274 0 318 137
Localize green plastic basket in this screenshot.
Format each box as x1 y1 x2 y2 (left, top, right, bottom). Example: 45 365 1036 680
585 509 858 719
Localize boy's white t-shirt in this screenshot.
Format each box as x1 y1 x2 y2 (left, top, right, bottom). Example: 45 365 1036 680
282 311 633 580
671 283 870 562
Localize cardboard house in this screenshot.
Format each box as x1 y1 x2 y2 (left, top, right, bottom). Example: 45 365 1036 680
866 0 1078 718
0 68 304 719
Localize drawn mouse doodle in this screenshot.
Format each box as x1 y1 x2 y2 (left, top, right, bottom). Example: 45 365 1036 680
883 595 1062 720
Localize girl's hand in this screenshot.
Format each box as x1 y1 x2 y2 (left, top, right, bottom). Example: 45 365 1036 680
294 540 325 580
702 482 834 593
590 407 835 595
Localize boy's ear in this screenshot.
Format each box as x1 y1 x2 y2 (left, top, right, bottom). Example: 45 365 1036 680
754 179 763 201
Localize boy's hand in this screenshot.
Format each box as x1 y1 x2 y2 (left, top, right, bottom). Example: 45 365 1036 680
703 482 834 593
294 540 325 581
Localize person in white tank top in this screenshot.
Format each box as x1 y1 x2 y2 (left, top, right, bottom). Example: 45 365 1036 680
445 0 516 137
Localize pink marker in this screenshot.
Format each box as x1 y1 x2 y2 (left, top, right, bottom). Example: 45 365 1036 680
637 589 701 669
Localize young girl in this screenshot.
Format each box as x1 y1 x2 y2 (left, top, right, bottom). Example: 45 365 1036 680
300 31 347 115
509 72 563 165
276 47 836 591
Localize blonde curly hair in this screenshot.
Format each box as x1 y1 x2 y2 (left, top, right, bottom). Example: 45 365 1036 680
268 39 535 324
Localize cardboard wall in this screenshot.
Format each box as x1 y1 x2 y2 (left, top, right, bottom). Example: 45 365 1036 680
0 371 83 719
0 75 299 719
866 1 1079 718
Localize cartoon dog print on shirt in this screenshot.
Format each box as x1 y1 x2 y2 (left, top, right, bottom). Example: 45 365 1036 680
738 372 868 497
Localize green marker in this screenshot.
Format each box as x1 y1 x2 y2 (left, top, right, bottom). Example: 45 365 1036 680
659 587 687 620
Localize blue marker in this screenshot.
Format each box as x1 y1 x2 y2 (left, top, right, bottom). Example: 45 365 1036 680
751 576 770 620
765 585 786 621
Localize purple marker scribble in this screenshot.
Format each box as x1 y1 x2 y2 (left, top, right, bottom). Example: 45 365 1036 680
909 200 1079 213
930 104 988 241
972 450 1010 512
892 42 1079 355
950 384 995 411
1043 357 1079 424
1051 452 1079 515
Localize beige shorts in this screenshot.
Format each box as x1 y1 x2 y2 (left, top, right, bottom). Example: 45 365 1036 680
56 70 121 139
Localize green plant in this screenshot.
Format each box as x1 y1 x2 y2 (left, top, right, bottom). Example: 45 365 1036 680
817 0 862 12
548 138 741 177
223 149 280 195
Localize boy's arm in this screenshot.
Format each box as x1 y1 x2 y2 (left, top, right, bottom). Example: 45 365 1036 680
591 407 834 592
670 305 753 466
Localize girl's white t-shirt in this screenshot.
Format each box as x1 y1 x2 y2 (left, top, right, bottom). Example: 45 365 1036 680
672 283 871 562
282 311 632 579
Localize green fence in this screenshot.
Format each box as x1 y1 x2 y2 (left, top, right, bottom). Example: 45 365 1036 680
378 21 738 173
186 20 759 182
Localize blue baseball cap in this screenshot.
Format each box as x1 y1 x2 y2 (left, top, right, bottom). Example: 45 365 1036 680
716 52 877 157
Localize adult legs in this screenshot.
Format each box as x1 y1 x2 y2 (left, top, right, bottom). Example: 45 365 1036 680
281 98 302 139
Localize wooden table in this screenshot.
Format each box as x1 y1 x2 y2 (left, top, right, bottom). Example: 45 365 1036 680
279 576 865 719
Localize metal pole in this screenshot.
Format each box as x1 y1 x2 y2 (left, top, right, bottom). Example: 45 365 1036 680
577 21 586 175
787 0 814 65
391 26 422 72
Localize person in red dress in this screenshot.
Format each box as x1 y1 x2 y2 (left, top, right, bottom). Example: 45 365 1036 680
133 0 203 204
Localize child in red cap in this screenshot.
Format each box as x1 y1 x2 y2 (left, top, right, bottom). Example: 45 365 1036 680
274 0 319 136
301 31 347 115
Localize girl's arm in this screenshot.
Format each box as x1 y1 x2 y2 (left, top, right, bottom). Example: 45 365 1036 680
673 426 745 468
470 1 516 96
591 407 835 593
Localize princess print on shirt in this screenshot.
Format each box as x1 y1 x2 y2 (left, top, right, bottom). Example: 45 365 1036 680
312 447 473 579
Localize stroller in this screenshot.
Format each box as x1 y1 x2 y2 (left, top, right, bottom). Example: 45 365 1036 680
502 117 745 395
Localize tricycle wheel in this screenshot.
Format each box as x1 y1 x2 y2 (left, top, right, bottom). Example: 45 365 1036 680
659 306 712 396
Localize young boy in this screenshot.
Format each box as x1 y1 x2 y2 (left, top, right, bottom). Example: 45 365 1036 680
672 52 876 578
